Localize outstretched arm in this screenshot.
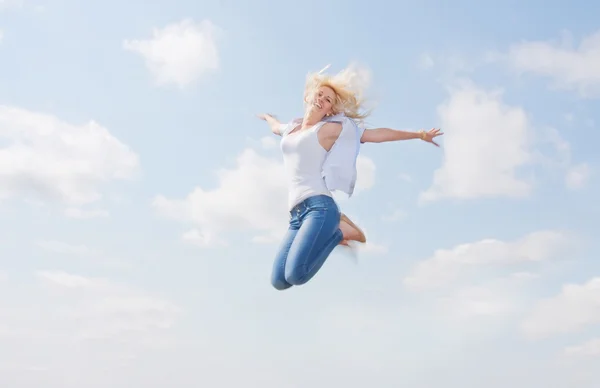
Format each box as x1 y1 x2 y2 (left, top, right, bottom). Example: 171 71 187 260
360 127 443 147
257 113 284 136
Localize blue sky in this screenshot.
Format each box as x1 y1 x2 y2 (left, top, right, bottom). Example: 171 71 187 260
1 0 599 386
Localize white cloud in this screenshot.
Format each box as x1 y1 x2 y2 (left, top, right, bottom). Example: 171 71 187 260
436 281 521 319
566 162 591 190
0 29 3 43
0 105 139 210
407 264 547 326
507 29 600 97
432 271 545 322
37 270 113 290
0 0 22 10
36 240 94 256
181 228 226 247
260 136 277 149
0 270 182 376
355 155 376 192
123 18 220 88
153 147 289 246
534 126 592 190
35 240 130 269
419 81 585 201
420 82 534 202
403 230 571 291
34 270 181 341
357 242 388 255
153 144 376 246
64 207 109 219
565 338 600 358
521 277 600 340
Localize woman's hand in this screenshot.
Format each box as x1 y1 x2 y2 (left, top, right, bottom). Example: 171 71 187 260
257 113 276 121
419 128 443 147
257 113 282 135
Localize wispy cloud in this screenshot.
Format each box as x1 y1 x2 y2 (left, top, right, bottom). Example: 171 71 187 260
123 19 221 89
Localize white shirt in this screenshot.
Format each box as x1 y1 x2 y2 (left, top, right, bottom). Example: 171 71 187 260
280 121 332 209
321 113 365 197
279 113 364 201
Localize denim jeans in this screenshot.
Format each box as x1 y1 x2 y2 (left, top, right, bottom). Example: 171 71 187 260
271 194 344 290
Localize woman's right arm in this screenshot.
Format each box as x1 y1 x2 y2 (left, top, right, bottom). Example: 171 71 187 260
257 113 284 135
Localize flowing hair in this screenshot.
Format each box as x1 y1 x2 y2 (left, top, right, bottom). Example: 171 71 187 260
303 63 372 124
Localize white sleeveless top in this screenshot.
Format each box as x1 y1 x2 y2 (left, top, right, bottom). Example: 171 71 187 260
280 121 332 209
279 113 365 202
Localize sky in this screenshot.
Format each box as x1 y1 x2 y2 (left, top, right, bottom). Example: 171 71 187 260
1 0 599 387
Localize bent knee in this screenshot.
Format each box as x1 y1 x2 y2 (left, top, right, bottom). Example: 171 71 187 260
284 268 308 286
271 277 292 291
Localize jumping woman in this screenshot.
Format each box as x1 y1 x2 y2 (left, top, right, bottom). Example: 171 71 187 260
258 65 442 290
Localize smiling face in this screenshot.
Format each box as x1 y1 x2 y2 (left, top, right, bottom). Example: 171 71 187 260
303 66 371 123
307 85 337 118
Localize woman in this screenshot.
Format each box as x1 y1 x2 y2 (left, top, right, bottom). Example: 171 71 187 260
258 65 442 290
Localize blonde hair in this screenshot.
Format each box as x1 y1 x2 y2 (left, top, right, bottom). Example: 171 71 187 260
303 63 372 122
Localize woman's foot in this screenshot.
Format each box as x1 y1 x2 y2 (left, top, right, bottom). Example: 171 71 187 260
339 213 366 244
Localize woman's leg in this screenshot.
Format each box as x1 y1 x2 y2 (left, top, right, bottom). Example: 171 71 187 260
271 220 299 290
283 195 343 286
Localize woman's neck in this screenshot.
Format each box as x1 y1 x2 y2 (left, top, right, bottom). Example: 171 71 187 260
302 109 324 128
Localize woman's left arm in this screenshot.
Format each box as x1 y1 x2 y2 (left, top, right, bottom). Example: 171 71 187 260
360 127 443 147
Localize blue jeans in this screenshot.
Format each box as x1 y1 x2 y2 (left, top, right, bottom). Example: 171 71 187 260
271 194 344 290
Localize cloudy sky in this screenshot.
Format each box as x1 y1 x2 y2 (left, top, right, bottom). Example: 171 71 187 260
1 0 599 387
